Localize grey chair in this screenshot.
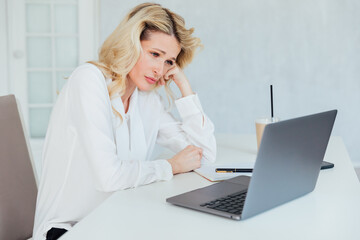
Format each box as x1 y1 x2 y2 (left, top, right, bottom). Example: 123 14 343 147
0 95 38 240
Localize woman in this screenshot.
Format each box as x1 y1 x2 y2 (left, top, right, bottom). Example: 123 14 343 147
33 3 216 240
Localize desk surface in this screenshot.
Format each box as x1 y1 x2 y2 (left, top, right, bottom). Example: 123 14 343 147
62 135 360 240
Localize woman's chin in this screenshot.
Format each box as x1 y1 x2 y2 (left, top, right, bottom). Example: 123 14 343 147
138 85 154 92
138 83 161 92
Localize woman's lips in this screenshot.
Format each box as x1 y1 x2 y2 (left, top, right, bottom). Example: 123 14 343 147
145 76 157 84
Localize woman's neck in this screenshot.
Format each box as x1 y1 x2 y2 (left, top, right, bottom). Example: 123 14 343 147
121 80 136 114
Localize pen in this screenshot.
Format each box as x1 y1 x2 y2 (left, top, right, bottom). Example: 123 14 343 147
215 168 253 173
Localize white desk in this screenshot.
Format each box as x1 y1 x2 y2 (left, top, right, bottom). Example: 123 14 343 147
62 135 360 240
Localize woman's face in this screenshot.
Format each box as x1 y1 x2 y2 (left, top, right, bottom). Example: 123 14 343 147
128 31 181 91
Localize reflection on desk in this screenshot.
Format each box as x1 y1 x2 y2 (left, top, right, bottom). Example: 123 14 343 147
62 135 360 240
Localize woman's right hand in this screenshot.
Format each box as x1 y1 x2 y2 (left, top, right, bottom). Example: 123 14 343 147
167 145 203 174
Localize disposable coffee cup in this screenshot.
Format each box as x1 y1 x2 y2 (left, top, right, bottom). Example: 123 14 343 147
255 117 280 150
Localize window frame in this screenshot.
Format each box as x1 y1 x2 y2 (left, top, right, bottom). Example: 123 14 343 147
6 0 100 138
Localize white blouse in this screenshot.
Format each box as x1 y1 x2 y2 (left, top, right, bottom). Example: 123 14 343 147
33 63 216 240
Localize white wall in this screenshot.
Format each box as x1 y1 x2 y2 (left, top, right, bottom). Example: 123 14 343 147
0 0 9 95
100 0 360 166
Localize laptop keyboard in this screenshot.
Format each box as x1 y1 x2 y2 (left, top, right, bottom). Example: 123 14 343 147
200 191 247 215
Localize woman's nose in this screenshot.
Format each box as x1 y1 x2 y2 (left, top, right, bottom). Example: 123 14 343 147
153 63 164 77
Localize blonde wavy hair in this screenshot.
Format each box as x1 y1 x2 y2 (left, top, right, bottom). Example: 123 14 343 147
89 2 202 120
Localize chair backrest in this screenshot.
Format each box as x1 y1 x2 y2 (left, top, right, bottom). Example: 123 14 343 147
0 95 38 239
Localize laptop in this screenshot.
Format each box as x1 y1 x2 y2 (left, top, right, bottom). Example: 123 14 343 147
166 110 337 220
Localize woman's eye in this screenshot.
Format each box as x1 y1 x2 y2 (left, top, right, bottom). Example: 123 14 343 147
166 60 174 66
151 52 159 57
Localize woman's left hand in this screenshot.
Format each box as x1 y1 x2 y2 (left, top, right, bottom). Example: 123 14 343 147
159 64 194 97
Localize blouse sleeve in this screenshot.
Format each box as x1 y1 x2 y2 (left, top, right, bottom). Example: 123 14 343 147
156 94 217 164
66 65 172 192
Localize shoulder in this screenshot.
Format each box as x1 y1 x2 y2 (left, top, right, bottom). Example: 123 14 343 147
70 63 105 84
67 63 107 91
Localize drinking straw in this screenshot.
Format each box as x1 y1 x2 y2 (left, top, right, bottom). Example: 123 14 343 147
270 85 274 120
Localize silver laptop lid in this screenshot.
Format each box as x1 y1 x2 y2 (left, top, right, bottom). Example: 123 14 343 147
241 110 337 220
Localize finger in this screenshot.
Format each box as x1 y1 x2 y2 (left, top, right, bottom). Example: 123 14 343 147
195 147 203 154
160 77 165 85
164 73 172 81
164 65 178 79
168 63 177 72
192 150 202 160
190 148 200 155
195 158 201 168
189 146 201 154
163 71 170 80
